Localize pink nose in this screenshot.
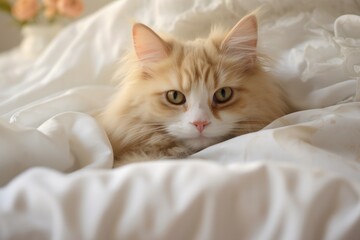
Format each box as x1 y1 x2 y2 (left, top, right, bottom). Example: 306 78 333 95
192 121 210 133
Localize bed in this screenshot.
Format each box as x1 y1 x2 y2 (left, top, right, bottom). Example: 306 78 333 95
1 0 360 239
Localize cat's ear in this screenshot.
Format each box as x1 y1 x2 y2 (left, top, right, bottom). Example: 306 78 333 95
220 14 258 65
132 23 169 63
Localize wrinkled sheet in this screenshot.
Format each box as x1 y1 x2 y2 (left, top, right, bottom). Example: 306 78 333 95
1 0 360 239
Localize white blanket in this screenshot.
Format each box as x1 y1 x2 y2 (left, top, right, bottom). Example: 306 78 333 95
1 0 360 239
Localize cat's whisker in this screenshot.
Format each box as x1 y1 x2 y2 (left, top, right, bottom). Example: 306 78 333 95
126 128 165 137
121 122 166 131
121 125 170 145
236 120 270 125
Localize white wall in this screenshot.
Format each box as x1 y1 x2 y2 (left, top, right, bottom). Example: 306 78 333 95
0 0 113 53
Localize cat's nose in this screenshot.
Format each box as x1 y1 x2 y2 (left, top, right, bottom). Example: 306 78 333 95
192 121 210 133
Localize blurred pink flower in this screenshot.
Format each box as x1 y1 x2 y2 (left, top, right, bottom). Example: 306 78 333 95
12 0 39 21
43 0 58 7
44 6 57 19
57 0 83 18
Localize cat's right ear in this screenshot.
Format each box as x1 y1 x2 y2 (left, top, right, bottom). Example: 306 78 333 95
132 23 169 63
220 14 258 66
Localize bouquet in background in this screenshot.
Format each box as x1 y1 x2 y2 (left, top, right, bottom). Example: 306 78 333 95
0 0 84 57
0 0 84 26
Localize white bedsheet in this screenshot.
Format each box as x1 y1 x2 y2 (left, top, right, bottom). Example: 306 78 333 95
1 0 360 239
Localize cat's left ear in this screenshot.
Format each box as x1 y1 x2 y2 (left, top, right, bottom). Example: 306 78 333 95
221 14 258 65
132 23 169 63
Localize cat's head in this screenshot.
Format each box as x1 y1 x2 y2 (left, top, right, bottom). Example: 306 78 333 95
104 14 288 152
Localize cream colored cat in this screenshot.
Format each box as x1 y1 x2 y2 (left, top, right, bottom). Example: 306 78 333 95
99 14 290 167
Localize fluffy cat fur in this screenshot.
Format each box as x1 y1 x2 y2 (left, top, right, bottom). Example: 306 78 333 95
99 14 290 167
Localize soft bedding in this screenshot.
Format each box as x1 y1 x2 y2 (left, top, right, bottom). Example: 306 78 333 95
1 0 360 239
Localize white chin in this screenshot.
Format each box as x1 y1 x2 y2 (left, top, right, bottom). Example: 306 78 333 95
183 137 220 151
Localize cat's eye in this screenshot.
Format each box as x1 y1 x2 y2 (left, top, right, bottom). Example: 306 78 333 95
166 90 186 105
213 87 233 104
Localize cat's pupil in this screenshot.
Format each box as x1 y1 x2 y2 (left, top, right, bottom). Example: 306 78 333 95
221 89 226 98
173 91 178 99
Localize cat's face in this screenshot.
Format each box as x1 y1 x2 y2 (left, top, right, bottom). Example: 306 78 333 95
162 83 243 150
136 47 253 150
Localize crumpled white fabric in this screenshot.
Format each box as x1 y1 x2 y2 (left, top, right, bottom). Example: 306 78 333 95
1 0 360 239
334 14 360 101
0 112 113 186
1 159 360 240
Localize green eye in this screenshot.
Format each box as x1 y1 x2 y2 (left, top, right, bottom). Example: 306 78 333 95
166 90 186 105
213 87 233 104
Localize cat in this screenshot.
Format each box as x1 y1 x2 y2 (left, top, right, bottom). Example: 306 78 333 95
98 13 290 167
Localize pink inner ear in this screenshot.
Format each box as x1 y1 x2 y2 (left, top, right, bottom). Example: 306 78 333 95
221 14 258 55
132 23 168 63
